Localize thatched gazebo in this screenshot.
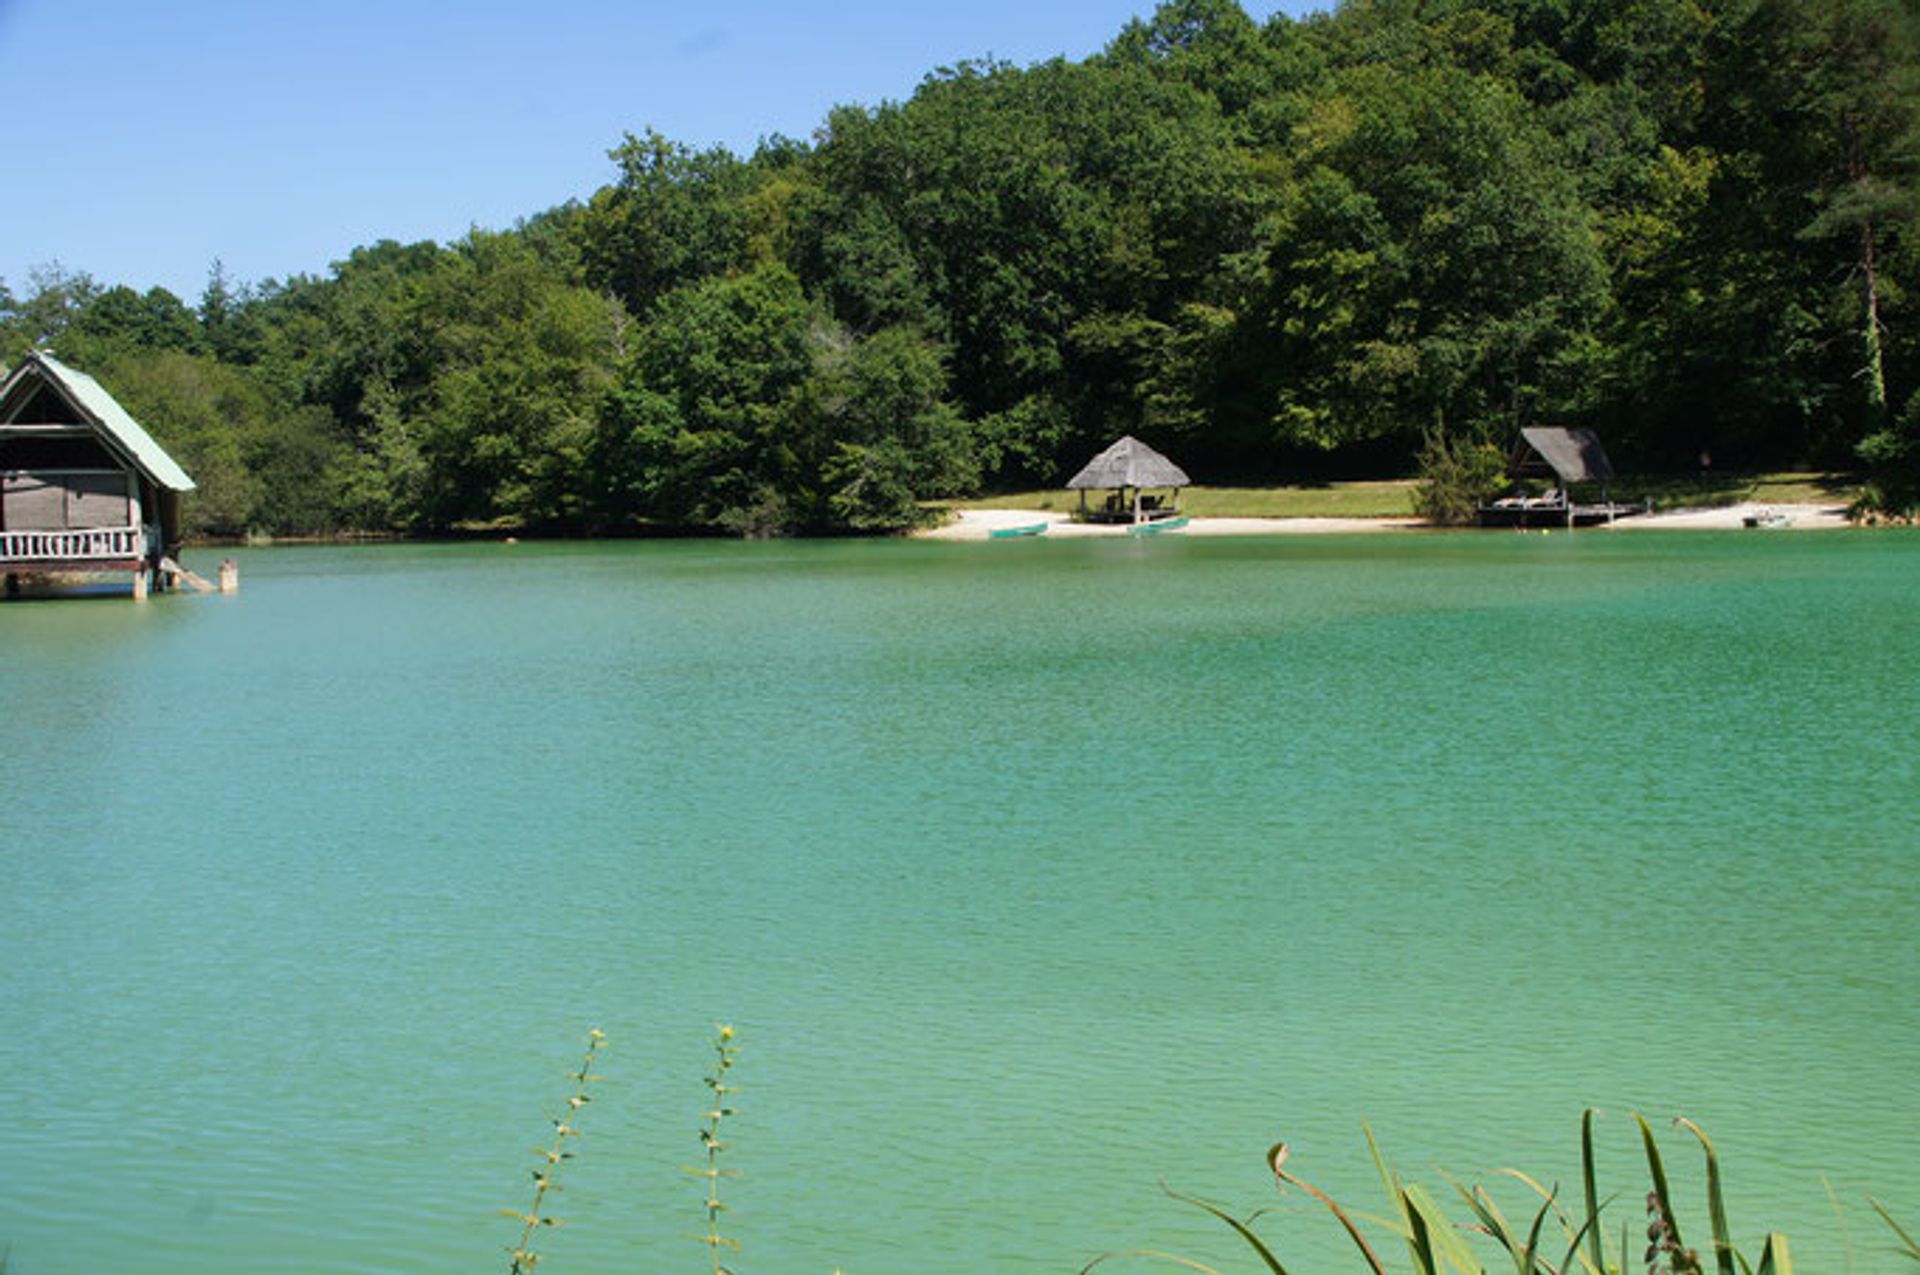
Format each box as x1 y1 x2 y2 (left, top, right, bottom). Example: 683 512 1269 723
1067 435 1191 524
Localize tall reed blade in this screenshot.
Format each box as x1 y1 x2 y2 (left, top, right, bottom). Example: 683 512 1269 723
1365 1125 1422 1267
1269 1141 1389 1274
1522 1189 1554 1270
1869 1198 1920 1263
1159 1181 1295 1275
1498 1165 1607 1275
1402 1183 1478 1274
1406 1191 1440 1275
1821 1175 1857 1273
1636 1113 1701 1271
1754 1233 1793 1275
1582 1110 1606 1275
1674 1118 1736 1275
1440 1174 1521 1270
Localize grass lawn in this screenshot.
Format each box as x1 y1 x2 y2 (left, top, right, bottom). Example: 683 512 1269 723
1613 470 1859 509
944 472 1860 520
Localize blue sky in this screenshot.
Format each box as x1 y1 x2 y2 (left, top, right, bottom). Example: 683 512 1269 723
0 0 1319 304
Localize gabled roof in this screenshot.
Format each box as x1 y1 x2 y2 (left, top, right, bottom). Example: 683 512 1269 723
1066 435 1191 490
1516 426 1612 485
0 351 195 491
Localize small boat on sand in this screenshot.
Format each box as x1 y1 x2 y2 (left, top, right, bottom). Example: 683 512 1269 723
988 521 1050 539
1128 515 1189 535
1742 510 1795 529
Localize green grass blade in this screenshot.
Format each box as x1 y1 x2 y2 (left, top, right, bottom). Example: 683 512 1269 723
1269 1143 1391 1275
1503 1166 1611 1275
1405 1188 1440 1275
1404 1183 1480 1274
1363 1124 1403 1206
1159 1182 1294 1275
1581 1110 1605 1275
1364 1124 1421 1267
1869 1197 1920 1262
1822 1175 1856 1275
1637 1113 1688 1256
1439 1170 1519 1265
1558 1206 1607 1275
1522 1189 1555 1270
1675 1117 1737 1275
1754 1232 1792 1275
1080 1248 1226 1274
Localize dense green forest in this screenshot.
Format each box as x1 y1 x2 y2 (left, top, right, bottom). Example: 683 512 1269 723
4 0 1918 535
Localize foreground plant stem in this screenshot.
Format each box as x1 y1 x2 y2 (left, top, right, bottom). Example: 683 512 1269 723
695 1023 742 1274
505 1027 605 1273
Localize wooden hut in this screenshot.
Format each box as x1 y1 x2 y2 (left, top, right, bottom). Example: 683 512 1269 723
1478 426 1639 528
1 351 195 597
1067 435 1191 524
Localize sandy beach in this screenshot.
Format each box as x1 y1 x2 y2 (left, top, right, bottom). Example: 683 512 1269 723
919 502 1853 540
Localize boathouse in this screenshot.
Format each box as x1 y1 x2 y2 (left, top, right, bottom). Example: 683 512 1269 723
1067 435 1191 524
1 351 195 596
1479 426 1638 528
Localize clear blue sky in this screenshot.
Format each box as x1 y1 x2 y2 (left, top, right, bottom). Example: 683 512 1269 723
0 0 1320 304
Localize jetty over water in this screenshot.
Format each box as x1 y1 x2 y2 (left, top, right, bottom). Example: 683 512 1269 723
1479 426 1643 528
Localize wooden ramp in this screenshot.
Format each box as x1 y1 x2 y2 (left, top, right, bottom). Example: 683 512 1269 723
160 557 221 593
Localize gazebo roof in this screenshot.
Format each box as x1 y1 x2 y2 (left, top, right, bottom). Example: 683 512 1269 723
1065 435 1191 490
0 351 195 491
1515 427 1613 484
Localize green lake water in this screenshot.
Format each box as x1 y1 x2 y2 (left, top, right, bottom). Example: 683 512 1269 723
2 531 1916 1273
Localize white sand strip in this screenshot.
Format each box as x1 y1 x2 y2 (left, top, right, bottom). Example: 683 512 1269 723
920 502 1854 540
1610 502 1850 530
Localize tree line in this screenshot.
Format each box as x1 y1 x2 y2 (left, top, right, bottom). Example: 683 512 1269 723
4 0 1917 536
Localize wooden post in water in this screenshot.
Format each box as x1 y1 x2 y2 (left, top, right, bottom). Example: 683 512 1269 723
218 558 239 593
132 567 148 601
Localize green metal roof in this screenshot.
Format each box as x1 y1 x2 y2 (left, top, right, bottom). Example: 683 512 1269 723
4 351 195 491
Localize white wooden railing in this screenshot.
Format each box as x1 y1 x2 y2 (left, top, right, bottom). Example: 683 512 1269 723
0 525 143 563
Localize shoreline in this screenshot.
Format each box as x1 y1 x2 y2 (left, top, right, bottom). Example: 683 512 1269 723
917 502 1855 540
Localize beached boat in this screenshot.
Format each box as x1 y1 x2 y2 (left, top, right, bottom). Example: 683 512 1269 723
1742 511 1795 529
1127 515 1189 535
988 521 1049 539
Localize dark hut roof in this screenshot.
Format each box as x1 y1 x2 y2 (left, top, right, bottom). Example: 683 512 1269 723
1516 426 1613 484
1065 435 1191 490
